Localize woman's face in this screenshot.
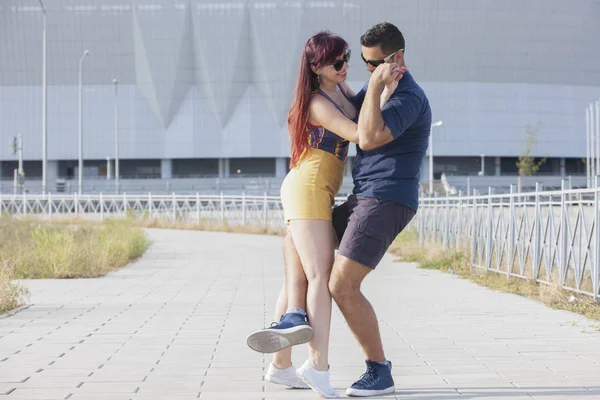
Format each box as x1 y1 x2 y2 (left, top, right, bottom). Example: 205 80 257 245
317 49 351 84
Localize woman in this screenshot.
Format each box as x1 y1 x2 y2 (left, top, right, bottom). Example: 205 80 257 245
247 31 399 398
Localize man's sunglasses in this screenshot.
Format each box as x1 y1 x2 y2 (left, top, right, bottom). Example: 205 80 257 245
360 49 403 67
331 50 351 71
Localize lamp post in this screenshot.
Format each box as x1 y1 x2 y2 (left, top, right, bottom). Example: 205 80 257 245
113 79 120 193
587 107 591 188
78 49 89 195
38 0 47 194
596 100 600 179
479 154 485 176
586 100 600 188
429 120 443 194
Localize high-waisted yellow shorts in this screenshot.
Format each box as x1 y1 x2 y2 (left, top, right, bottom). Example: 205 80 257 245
280 148 345 222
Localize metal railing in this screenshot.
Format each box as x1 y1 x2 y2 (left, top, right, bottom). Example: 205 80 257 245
0 192 287 229
416 181 600 301
1 183 599 300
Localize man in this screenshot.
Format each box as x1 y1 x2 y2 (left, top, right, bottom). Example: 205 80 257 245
247 22 432 397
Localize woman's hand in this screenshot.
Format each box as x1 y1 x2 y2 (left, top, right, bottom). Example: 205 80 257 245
379 66 406 108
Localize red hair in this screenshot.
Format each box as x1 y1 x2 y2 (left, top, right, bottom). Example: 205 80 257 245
288 31 348 169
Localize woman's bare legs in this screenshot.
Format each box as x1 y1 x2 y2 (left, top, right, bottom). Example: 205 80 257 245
271 232 308 369
288 220 336 371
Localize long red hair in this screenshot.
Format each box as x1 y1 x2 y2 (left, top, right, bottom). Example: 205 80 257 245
288 31 348 169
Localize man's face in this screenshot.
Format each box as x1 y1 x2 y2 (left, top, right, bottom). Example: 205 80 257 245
360 45 402 73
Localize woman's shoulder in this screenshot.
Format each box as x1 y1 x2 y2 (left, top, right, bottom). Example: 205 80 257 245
309 91 334 108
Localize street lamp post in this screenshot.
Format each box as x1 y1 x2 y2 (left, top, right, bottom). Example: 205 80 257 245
106 156 111 180
596 101 600 178
38 0 47 194
78 50 89 195
429 120 443 194
587 107 591 188
113 79 119 194
591 104 596 186
480 154 485 175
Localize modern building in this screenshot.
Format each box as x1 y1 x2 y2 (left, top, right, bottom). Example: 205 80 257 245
1 0 599 194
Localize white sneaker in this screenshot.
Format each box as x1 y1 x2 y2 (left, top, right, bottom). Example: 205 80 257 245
265 362 309 389
296 359 338 398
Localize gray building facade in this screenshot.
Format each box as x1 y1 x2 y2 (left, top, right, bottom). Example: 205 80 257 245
1 0 600 188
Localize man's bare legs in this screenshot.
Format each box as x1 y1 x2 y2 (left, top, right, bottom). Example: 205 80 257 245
329 253 396 397
328 255 385 362
271 232 307 369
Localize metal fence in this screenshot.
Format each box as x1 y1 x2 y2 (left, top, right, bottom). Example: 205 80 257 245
0 192 288 229
417 181 600 301
1 184 599 301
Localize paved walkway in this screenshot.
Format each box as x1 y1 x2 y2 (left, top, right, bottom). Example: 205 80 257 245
1 229 600 400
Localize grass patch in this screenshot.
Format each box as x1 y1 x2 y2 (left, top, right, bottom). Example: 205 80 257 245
129 217 286 237
0 217 151 312
0 259 28 313
391 228 600 321
39 213 287 237
419 259 455 270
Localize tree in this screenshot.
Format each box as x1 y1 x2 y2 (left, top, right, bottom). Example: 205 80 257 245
516 122 547 176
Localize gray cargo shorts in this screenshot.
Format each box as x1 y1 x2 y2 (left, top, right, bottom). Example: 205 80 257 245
332 195 416 269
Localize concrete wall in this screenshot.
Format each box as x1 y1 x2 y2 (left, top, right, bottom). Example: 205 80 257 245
1 0 599 164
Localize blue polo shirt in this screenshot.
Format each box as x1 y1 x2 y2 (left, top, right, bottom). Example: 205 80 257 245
351 71 432 211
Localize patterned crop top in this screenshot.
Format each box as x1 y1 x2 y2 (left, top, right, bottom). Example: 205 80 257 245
306 84 357 162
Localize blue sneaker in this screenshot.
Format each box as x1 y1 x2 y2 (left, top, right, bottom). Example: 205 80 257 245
246 312 313 353
346 360 396 397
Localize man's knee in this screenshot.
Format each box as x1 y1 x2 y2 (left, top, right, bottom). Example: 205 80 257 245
329 277 357 310
328 256 367 302
328 274 346 301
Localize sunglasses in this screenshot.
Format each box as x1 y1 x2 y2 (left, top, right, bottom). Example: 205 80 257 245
360 49 403 67
331 50 351 71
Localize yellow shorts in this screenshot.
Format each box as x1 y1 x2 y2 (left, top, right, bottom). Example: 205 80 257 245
280 148 345 222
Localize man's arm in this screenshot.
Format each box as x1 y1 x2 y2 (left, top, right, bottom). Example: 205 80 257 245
357 71 395 151
357 64 418 151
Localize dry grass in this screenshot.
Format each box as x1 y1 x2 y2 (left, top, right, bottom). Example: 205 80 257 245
36 212 288 237
130 217 287 237
389 229 453 268
0 217 151 312
34 214 288 237
0 259 28 313
2 219 151 280
391 228 600 321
